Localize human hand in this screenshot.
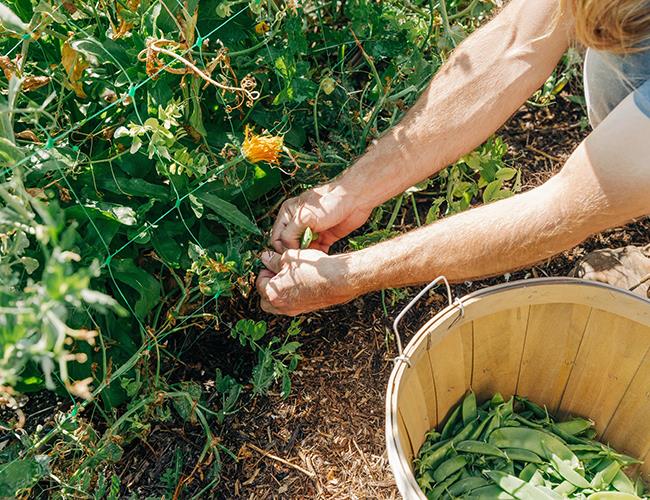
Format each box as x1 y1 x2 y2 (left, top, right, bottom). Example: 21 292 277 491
271 184 372 254
256 249 358 316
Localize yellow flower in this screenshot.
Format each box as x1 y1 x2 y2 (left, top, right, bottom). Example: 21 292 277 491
242 125 283 164
255 21 270 35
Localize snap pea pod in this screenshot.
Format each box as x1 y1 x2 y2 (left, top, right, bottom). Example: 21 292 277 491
463 391 478 426
612 470 636 494
587 493 643 500
488 427 580 467
519 462 541 482
467 485 516 499
548 453 591 488
504 447 544 464
553 480 577 496
591 461 622 490
433 456 468 483
429 470 463 499
554 418 595 437
446 476 491 496
486 470 561 500
441 404 463 440
456 440 507 459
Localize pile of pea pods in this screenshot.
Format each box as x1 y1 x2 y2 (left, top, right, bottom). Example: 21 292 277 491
415 392 647 499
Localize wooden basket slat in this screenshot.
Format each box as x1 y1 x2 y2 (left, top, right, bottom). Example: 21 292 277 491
603 347 650 468
558 309 650 432
516 303 591 413
397 349 437 456
470 306 530 402
397 409 415 463
427 321 473 430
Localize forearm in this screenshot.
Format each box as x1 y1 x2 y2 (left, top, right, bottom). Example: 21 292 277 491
333 0 571 210
342 151 631 293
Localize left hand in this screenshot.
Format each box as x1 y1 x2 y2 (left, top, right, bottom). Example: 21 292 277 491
256 249 356 316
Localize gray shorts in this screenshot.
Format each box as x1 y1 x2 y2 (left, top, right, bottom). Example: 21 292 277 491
584 48 650 127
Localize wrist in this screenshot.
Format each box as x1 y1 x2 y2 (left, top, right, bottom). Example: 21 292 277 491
333 249 377 298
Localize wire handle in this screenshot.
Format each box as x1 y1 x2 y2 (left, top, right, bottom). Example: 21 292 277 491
392 276 454 367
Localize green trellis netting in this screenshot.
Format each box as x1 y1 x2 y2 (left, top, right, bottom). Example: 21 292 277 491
0 1 511 492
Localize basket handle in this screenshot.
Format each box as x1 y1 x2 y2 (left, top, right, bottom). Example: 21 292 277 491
392 276 459 367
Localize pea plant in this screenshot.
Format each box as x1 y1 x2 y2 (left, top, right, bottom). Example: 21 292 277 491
0 0 575 496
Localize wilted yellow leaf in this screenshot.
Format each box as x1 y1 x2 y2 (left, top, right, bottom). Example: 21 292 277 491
61 41 88 98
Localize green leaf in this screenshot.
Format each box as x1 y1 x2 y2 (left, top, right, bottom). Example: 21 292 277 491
496 167 518 181
278 341 301 355
0 456 49 497
93 175 171 200
110 259 161 320
196 192 260 235
482 179 503 203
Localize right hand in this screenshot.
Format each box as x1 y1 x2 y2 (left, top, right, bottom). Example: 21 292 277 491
271 184 372 253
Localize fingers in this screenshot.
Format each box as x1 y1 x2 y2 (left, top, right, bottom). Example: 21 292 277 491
256 269 282 315
271 201 292 253
271 198 315 253
260 250 282 273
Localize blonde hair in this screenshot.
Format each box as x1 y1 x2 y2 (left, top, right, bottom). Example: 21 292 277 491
560 0 650 53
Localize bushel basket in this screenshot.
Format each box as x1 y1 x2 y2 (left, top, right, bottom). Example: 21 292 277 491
385 278 650 499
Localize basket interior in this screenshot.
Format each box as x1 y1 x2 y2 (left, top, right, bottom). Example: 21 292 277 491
394 285 650 481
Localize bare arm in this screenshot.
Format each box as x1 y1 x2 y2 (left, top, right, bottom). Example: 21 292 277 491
334 0 572 209
271 0 572 252
258 95 650 315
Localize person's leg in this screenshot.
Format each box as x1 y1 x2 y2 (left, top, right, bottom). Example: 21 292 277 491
576 53 650 298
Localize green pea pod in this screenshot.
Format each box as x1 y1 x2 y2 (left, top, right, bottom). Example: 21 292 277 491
488 427 580 467
552 480 577 496
466 485 516 499
611 470 636 494
515 397 548 419
490 393 505 407
418 471 435 493
300 227 318 249
429 470 463 499
485 471 560 500
433 455 467 483
504 447 544 464
590 460 621 490
456 440 507 459
553 417 594 437
603 450 643 467
550 424 593 445
548 453 591 488
635 477 646 496
586 493 643 500
511 413 545 429
441 405 463 440
453 419 481 445
481 413 503 441
519 463 540 482
447 476 490 496
462 391 478 426
419 440 453 472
